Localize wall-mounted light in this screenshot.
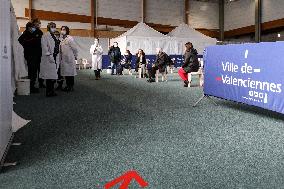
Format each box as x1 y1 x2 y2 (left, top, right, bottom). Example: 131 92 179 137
277 33 281 38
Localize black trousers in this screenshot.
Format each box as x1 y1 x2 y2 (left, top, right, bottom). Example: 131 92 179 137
26 56 38 88
65 76 74 88
57 67 64 86
26 55 44 88
94 69 101 78
46 79 55 95
149 66 158 79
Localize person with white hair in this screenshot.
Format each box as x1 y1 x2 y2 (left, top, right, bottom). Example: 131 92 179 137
147 48 168 83
90 38 103 80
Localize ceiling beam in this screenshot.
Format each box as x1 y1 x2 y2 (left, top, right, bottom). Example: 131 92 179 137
91 0 96 37
184 0 189 24
28 0 32 21
141 0 146 23
219 0 224 41
255 0 262 42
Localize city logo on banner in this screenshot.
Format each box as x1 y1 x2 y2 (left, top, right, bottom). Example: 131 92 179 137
216 49 282 104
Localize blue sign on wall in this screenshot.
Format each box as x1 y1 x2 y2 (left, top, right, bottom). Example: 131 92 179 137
204 42 284 114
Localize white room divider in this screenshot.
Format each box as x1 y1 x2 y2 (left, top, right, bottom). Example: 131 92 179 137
0 0 13 167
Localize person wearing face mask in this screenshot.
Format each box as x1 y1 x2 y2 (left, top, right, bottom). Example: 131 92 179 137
59 26 78 92
18 22 41 93
31 18 45 88
39 22 59 97
90 38 103 80
108 42 121 75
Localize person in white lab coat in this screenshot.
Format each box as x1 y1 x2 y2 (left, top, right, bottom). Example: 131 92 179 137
39 22 59 97
60 26 78 92
90 38 103 80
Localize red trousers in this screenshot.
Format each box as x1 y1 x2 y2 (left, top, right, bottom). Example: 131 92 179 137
178 68 188 81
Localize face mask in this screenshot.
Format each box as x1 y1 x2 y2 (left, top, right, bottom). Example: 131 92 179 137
31 27 36 32
50 28 56 33
61 30 66 35
114 44 118 47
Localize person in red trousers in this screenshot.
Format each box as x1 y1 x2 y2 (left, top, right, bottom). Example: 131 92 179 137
178 42 199 87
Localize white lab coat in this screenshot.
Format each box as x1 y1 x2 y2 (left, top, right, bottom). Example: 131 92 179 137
90 44 103 70
39 32 59 80
60 35 78 76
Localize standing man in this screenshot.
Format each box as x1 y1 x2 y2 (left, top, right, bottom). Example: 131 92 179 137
31 18 45 88
18 22 41 93
108 42 121 75
90 38 103 80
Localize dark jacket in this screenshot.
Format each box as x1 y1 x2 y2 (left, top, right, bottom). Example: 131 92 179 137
33 28 43 56
108 46 121 63
124 53 132 64
18 29 43 59
155 52 167 73
182 48 199 73
122 53 132 69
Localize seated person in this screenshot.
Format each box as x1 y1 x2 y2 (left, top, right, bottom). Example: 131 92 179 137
121 50 132 71
147 48 168 82
135 49 146 78
178 42 199 87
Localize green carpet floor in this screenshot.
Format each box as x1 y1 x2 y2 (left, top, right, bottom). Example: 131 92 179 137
1 70 284 189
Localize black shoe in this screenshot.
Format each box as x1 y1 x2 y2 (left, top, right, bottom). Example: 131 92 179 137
62 87 71 92
63 86 74 92
39 84 46 88
46 92 57 97
184 80 189 87
30 87 39 93
55 85 63 91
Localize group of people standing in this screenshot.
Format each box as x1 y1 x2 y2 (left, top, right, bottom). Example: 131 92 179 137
18 19 78 97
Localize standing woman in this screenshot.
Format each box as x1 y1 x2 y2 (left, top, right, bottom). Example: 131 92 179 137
60 26 78 92
39 22 59 97
90 38 103 80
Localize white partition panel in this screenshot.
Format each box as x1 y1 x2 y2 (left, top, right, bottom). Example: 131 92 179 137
0 0 13 164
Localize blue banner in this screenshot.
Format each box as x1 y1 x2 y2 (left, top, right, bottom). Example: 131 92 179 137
204 42 284 114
